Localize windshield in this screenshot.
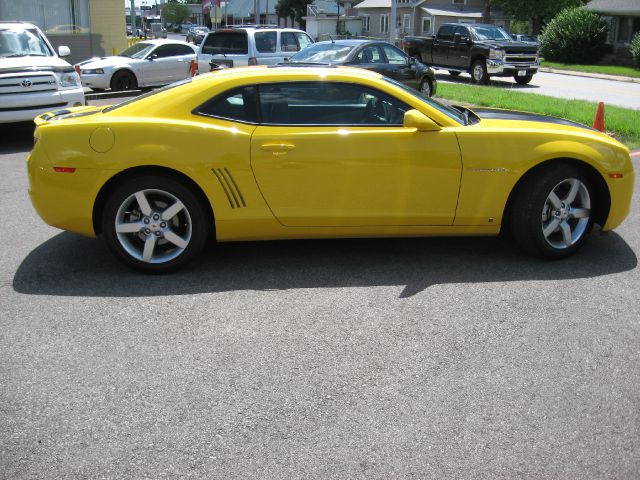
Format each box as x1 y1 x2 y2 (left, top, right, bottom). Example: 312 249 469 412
470 25 513 41
0 28 53 58
383 77 465 124
119 42 155 58
289 43 353 63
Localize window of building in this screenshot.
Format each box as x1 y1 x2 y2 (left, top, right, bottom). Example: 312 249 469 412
421 17 432 34
402 14 411 34
380 14 389 34
0 0 90 33
362 15 371 33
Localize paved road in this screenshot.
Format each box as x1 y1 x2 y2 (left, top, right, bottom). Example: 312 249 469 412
438 70 640 110
1 123 639 479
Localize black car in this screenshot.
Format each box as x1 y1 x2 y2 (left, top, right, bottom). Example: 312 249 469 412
287 39 437 97
186 26 210 45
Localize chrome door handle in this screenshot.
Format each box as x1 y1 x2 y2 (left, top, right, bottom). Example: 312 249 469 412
260 143 296 151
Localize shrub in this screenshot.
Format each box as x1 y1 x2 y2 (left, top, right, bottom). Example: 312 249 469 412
631 31 640 67
541 7 608 64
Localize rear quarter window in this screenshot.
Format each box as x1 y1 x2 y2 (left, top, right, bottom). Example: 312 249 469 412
202 31 248 55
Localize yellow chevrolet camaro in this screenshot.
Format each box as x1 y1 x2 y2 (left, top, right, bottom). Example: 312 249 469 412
27 66 634 272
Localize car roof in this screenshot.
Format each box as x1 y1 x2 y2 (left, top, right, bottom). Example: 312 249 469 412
0 21 39 30
136 39 193 46
311 39 392 47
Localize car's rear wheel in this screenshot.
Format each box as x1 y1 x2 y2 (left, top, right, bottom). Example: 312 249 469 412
102 175 209 273
419 78 433 97
110 70 138 91
514 74 533 85
470 60 489 85
510 164 594 259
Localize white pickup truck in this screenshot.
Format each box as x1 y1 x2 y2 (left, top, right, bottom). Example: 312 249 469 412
0 21 85 123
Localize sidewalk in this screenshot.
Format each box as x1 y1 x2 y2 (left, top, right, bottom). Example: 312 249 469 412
539 67 640 84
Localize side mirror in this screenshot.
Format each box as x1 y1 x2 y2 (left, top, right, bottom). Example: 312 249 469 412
453 33 462 43
408 56 416 66
403 109 441 132
58 46 71 57
462 36 471 45
147 53 157 61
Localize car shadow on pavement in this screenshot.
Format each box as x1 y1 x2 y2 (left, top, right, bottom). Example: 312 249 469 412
1 122 35 155
13 231 637 298
435 73 539 90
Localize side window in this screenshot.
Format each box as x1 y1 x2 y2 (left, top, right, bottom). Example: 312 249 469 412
280 32 299 52
355 45 384 63
454 25 468 38
295 32 313 50
195 86 259 123
255 31 277 53
258 82 410 126
151 45 177 58
437 25 454 41
174 44 195 56
381 45 406 65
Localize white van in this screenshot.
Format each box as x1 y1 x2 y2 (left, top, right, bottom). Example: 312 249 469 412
197 27 313 72
0 21 85 123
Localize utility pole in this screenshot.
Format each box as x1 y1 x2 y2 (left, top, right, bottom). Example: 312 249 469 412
389 0 396 45
130 0 137 32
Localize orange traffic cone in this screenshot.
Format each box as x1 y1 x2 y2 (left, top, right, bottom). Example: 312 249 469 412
190 59 197 77
593 101 605 132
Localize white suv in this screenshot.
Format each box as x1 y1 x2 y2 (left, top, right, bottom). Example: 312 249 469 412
0 21 85 123
197 27 313 72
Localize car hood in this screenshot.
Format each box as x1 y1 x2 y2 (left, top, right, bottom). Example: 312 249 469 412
0 55 73 73
469 107 596 132
78 56 143 69
476 41 538 53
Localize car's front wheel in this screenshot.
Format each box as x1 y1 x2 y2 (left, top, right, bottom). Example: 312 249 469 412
110 70 138 91
470 59 489 85
510 164 594 259
102 175 209 273
419 78 433 97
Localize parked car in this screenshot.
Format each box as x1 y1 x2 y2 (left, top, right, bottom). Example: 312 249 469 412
77 39 197 91
288 39 437 97
0 21 84 123
186 26 209 45
403 23 539 85
197 27 313 71
27 66 634 272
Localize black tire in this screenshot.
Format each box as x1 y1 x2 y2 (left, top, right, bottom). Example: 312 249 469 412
110 70 138 91
419 78 433 97
102 175 210 273
509 164 595 259
470 59 489 85
514 74 533 85
448 70 461 77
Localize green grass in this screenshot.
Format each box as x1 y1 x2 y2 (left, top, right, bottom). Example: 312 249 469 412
541 61 640 79
436 82 640 149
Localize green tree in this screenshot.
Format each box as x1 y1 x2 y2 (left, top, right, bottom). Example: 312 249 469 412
490 0 589 34
276 0 311 28
163 2 190 25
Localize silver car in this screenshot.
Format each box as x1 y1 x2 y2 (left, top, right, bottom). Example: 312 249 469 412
197 27 313 72
77 39 197 91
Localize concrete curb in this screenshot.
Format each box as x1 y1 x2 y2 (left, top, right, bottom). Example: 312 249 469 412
539 67 640 84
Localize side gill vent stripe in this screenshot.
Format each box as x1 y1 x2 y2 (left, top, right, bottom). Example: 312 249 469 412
211 168 246 208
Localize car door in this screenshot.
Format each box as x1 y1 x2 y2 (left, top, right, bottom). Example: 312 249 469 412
141 44 185 85
432 25 454 66
171 43 197 81
449 25 470 69
254 31 279 64
379 44 417 88
250 81 462 227
348 44 386 73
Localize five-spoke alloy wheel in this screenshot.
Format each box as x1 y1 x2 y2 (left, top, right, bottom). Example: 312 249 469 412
510 164 595 259
103 175 209 273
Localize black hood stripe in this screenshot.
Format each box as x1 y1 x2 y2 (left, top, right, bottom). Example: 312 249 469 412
469 107 595 131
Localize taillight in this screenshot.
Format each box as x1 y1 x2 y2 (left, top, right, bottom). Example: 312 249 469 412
248 57 257 66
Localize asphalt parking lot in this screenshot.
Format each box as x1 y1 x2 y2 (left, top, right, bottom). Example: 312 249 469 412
1 121 639 479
